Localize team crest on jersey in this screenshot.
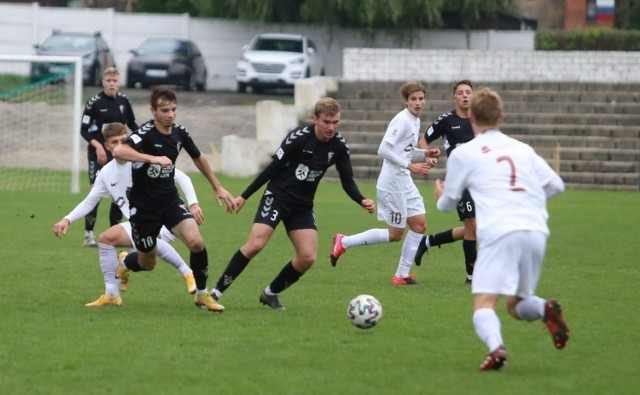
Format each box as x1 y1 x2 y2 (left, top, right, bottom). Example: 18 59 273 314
147 164 162 178
391 128 399 137
328 151 334 162
295 164 309 180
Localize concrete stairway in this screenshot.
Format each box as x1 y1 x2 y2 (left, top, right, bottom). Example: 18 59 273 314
328 81 640 191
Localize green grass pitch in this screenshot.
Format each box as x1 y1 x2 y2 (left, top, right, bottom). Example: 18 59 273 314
1 175 638 394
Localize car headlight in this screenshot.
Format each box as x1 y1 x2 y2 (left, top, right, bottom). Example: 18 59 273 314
238 54 250 63
289 56 305 65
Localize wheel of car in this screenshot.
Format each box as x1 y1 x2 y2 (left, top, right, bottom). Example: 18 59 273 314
183 72 193 91
196 72 207 92
237 82 247 93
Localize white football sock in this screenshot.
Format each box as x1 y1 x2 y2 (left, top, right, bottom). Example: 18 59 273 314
342 228 389 249
98 242 119 298
394 230 421 278
156 238 192 276
473 308 504 352
515 295 545 321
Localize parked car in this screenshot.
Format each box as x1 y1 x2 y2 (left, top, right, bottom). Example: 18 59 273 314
126 38 207 91
236 33 324 93
31 30 115 86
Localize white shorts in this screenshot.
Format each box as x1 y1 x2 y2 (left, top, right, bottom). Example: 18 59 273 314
118 221 176 248
376 186 425 229
472 230 548 298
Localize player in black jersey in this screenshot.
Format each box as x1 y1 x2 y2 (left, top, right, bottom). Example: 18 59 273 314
416 80 477 284
210 97 375 310
80 67 138 247
113 87 235 313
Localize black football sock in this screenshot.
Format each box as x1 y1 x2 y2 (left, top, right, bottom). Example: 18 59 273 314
109 201 123 226
463 239 477 276
268 261 302 294
85 203 99 232
123 252 144 272
190 248 209 291
428 229 456 248
215 249 250 293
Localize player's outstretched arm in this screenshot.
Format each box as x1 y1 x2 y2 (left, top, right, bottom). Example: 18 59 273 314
191 154 236 213
52 218 70 239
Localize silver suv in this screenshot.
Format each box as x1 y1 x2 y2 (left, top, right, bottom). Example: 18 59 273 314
236 33 324 93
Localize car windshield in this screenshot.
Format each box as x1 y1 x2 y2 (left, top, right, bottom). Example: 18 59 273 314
137 39 187 56
42 35 94 51
251 38 302 53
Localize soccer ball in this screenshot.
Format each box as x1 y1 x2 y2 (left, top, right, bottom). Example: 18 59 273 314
347 294 383 329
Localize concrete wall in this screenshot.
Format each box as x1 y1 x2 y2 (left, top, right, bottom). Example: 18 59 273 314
0 2 534 91
343 48 640 83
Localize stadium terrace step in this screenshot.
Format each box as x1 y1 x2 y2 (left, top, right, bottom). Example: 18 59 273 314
331 81 640 191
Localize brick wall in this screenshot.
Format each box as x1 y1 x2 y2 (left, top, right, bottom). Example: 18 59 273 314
343 48 640 83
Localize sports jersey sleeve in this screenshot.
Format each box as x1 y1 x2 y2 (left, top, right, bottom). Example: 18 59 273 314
425 113 447 143
532 154 565 199
377 140 410 169
437 150 468 212
64 173 111 222
179 128 202 159
122 98 138 131
335 150 366 204
240 159 282 200
79 99 96 144
174 168 198 206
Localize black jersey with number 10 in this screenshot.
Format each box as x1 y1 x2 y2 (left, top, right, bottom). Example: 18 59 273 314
125 120 201 207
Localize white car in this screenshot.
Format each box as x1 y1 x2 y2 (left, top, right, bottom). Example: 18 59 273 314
236 33 324 93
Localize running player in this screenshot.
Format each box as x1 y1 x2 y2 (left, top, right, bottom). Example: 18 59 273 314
415 80 477 284
329 80 439 285
210 97 375 310
435 87 569 371
112 88 235 313
53 123 198 306
80 67 138 247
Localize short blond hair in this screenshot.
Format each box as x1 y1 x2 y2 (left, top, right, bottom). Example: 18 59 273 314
470 87 503 126
103 67 119 78
314 97 341 117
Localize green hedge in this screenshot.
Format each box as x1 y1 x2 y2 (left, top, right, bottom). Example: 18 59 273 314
536 28 640 51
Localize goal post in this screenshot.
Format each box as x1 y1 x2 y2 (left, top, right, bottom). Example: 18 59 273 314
0 55 83 193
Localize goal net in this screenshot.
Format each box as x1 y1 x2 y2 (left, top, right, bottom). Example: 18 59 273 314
0 55 82 193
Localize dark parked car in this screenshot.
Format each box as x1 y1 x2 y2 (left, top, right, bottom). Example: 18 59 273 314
126 38 207 91
31 30 115 86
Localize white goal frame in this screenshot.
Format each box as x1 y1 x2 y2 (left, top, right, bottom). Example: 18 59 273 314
0 54 83 193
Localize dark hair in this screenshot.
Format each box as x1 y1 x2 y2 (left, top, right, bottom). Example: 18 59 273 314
453 79 473 94
150 87 177 109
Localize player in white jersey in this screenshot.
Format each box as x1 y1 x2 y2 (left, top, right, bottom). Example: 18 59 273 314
435 87 569 371
330 80 439 284
52 123 199 307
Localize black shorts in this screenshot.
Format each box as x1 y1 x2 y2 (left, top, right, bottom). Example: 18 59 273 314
129 197 193 252
253 191 317 233
87 147 114 184
456 189 475 221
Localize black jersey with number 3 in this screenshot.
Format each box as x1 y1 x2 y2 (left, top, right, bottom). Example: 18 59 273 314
125 120 201 207
241 124 364 208
425 110 474 157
